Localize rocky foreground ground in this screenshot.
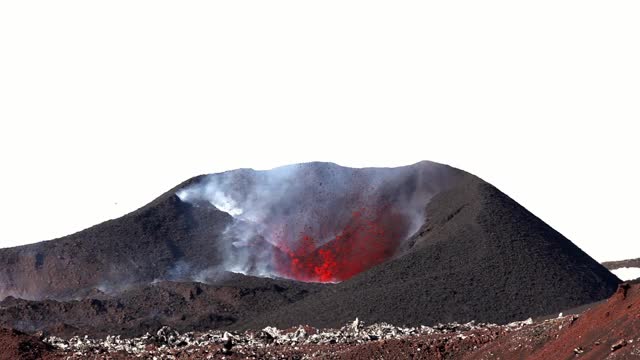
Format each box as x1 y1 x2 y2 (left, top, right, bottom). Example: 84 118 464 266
5 317 555 360
4 282 640 360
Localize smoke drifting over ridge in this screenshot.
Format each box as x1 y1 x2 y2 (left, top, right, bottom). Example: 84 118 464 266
177 162 459 282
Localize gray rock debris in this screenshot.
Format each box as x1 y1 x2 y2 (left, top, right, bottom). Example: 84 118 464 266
43 317 541 357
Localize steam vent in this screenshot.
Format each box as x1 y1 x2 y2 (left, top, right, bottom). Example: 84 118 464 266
0 161 625 358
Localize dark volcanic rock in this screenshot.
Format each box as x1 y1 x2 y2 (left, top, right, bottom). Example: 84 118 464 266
0 274 323 338
0 161 622 337
603 257 640 270
0 177 232 300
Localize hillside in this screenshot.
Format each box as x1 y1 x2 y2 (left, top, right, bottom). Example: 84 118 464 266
0 161 620 338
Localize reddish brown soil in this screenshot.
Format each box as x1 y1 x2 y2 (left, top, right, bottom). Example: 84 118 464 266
529 283 640 359
462 283 640 360
462 318 576 360
333 330 510 360
0 328 54 360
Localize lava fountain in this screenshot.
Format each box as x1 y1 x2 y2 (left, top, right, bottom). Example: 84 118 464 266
272 206 411 282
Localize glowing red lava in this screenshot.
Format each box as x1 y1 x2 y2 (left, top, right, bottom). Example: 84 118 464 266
274 207 409 282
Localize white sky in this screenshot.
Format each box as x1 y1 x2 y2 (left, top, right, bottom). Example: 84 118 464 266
0 1 638 262
611 268 640 282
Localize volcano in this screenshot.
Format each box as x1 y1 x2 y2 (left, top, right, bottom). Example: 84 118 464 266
0 161 620 337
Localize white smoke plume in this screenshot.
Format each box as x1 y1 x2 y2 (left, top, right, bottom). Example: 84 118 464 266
176 161 458 281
